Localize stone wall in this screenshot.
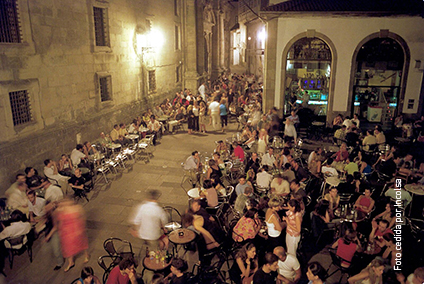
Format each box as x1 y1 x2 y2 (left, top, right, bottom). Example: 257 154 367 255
0 0 182 193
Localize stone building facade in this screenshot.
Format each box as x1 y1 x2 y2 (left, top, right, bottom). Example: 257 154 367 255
0 0 235 192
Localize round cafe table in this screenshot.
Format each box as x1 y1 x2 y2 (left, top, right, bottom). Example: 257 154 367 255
404 184 424 216
187 188 204 199
142 254 173 276
168 228 196 256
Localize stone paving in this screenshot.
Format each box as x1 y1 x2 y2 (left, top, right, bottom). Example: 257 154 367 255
1 123 336 284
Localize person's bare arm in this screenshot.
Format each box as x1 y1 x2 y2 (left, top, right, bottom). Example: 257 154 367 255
348 271 369 284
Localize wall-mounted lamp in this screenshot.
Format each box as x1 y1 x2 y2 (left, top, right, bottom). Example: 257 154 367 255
134 23 164 57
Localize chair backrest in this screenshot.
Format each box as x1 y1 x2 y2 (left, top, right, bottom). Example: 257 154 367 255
163 206 181 224
328 248 350 268
103 238 134 259
5 235 27 249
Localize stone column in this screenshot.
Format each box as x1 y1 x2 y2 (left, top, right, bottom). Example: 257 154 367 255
263 18 278 113
183 0 200 91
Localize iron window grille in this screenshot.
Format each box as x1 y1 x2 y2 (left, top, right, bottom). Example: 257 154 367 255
0 0 22 43
148 70 156 92
9 90 32 126
99 75 112 102
93 7 109 47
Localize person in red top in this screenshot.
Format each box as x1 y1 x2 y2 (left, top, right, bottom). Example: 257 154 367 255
332 143 349 162
354 188 375 214
369 219 393 248
233 142 245 162
106 257 138 284
332 230 361 267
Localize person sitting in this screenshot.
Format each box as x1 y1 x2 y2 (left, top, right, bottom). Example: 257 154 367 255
373 202 396 229
347 257 384 284
331 229 361 268
83 141 100 160
321 158 338 177
369 219 393 249
290 159 309 183
246 152 261 174
110 124 121 143
273 246 301 284
308 149 322 178
147 115 161 145
128 119 139 134
76 266 101 284
215 140 228 157
337 174 356 195
206 159 224 190
354 188 375 214
201 180 218 208
381 233 401 269
290 179 306 199
234 187 254 215
27 190 46 232
344 155 359 176
230 242 259 284
284 117 297 144
262 147 277 169
57 154 74 177
0 210 31 241
168 107 185 133
270 174 290 197
256 166 273 189
332 143 349 163
323 186 340 218
167 258 189 284
188 200 221 249
71 144 89 169
384 186 412 208
362 130 377 152
69 168 90 194
25 167 48 191
42 180 64 202
311 201 331 240
232 208 261 243
334 125 347 145
105 257 138 284
306 262 327 284
281 163 296 183
374 126 386 150
400 266 424 284
244 130 258 150
253 252 279 284
98 132 112 147
44 159 70 190
233 142 245 162
235 175 253 196
333 114 344 130
6 175 29 215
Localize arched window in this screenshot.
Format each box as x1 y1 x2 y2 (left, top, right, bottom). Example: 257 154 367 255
285 37 331 117
352 38 404 128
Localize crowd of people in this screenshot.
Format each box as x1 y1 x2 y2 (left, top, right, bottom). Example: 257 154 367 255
1 71 424 283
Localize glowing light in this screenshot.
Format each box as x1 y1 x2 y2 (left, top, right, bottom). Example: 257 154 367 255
258 28 267 42
136 27 164 55
248 36 251 41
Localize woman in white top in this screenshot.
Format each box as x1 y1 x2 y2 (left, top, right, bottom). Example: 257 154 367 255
0 210 31 241
257 128 269 155
265 196 286 252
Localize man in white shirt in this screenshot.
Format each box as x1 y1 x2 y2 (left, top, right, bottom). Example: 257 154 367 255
256 166 273 189
262 147 277 168
270 174 290 196
70 144 87 167
43 180 64 202
147 115 161 145
7 178 29 215
208 98 220 131
273 246 301 284
184 151 200 187
27 190 46 233
321 158 339 177
130 190 168 251
0 211 31 241
5 174 26 198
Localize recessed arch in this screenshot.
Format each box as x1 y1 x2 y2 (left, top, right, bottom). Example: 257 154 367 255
348 31 410 129
280 31 338 124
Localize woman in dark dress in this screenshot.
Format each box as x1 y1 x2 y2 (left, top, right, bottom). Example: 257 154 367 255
187 105 195 134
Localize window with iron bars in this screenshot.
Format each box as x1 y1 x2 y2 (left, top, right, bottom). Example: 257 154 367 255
0 0 22 43
93 7 109 47
9 90 32 126
148 70 156 92
99 75 112 102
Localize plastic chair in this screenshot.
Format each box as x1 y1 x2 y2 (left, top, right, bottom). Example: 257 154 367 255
4 233 33 269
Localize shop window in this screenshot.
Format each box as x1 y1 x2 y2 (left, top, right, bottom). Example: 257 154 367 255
285 37 331 116
175 25 180 50
93 6 109 47
353 38 404 128
99 75 112 102
0 0 22 43
176 65 181 83
9 90 32 126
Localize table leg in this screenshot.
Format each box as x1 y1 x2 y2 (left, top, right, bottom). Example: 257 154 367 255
408 193 414 217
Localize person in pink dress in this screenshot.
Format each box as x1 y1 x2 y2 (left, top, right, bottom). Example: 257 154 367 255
53 199 89 272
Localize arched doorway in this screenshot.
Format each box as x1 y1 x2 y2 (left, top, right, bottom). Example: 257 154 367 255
351 37 407 129
284 37 332 120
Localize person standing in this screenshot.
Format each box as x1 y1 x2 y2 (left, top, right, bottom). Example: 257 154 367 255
219 98 228 132
283 199 302 256
52 199 89 272
209 98 220 131
130 190 168 252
